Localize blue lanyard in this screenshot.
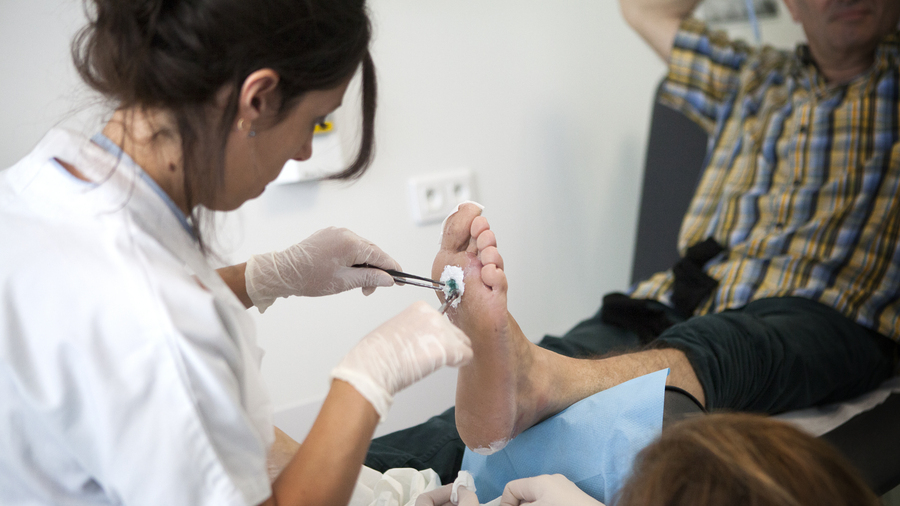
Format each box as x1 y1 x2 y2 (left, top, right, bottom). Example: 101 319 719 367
745 0 761 44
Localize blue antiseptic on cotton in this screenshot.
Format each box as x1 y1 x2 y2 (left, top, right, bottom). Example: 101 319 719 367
461 369 668 504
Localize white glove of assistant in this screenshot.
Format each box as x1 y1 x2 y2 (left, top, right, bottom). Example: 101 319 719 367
499 475 605 506
415 484 480 506
245 227 401 312
331 301 472 421
416 471 480 506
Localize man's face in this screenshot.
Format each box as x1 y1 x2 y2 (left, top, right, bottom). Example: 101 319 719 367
782 0 900 61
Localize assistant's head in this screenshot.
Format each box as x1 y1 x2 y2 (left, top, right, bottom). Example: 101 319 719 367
615 413 878 506
781 0 900 78
72 0 376 216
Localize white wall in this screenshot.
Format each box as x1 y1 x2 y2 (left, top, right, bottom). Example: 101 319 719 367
0 1 803 441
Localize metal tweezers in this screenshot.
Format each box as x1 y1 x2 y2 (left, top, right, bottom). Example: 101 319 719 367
353 264 444 290
354 263 459 314
438 292 460 314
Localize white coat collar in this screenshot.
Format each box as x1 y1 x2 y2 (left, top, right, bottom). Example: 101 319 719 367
19 128 246 314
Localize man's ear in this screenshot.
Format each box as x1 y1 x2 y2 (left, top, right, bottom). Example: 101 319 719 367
237 69 281 126
781 0 801 23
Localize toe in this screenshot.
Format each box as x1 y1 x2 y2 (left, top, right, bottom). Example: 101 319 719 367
441 203 483 252
471 216 491 239
481 264 507 292
475 229 497 253
479 246 504 270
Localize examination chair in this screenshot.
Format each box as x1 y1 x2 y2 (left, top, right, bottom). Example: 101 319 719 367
634 81 900 495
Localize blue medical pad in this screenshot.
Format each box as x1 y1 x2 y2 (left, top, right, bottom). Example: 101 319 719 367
461 369 667 504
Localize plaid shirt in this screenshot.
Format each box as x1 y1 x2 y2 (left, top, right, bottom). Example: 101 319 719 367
630 18 900 341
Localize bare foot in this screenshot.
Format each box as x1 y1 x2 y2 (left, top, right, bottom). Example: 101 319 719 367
432 205 708 452
432 204 707 451
432 204 568 453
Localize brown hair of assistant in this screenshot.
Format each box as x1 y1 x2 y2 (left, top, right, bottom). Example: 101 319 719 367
615 413 879 506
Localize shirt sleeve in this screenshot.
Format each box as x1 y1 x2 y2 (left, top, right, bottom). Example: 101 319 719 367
659 18 754 134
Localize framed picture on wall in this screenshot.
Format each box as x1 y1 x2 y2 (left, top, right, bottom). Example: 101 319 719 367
698 0 779 23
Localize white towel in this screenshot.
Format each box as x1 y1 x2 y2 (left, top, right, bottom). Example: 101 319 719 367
349 466 442 506
774 376 900 436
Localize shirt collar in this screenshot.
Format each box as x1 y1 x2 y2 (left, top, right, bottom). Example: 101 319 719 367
90 132 195 238
792 30 900 95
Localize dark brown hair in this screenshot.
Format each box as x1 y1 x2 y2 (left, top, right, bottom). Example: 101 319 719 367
615 413 878 506
71 0 376 245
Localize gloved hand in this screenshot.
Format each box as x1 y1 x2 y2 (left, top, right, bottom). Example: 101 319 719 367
500 475 605 506
415 484 479 506
245 227 401 312
331 301 473 420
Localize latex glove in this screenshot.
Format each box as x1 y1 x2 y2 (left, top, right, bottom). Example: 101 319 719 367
331 301 472 420
245 227 401 312
415 484 480 506
500 475 605 506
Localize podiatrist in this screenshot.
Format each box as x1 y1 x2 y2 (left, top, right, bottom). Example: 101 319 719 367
0 1 471 505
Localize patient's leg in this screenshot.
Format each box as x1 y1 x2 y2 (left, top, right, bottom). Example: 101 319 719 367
434 204 705 453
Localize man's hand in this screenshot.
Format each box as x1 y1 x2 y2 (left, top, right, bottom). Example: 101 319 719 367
618 0 702 61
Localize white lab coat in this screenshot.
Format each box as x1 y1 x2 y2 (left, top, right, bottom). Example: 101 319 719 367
0 129 275 506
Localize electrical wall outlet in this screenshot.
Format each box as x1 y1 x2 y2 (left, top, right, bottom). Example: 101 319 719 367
408 169 476 225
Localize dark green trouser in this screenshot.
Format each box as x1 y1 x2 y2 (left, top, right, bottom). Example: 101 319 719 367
365 296 897 481
654 296 896 413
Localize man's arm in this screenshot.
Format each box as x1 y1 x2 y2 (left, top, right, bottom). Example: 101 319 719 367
618 0 702 62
